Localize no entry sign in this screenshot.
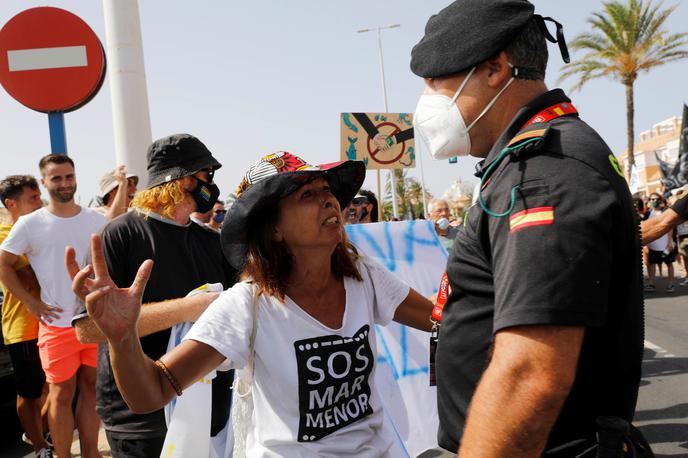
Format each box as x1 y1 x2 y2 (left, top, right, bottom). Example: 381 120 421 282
0 7 106 113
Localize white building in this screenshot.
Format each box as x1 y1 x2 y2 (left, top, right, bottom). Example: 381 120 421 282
619 116 682 196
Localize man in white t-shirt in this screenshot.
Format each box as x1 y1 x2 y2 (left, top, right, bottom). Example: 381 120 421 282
645 194 676 293
0 154 106 458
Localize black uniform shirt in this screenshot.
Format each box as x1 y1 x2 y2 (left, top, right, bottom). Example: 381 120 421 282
436 89 644 452
72 210 238 439
671 193 688 220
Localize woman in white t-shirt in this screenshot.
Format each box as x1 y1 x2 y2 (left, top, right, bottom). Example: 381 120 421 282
71 152 434 457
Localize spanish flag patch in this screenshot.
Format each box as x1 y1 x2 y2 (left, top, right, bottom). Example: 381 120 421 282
509 206 554 232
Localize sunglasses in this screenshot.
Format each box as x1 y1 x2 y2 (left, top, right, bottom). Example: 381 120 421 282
197 168 215 182
213 209 226 214
351 197 369 206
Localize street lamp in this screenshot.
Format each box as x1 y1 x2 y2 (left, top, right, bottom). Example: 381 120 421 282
358 24 400 219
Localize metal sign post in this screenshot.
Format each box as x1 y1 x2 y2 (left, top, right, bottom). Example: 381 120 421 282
358 24 401 219
48 112 67 154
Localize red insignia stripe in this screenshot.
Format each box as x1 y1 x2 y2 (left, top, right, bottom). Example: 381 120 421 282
509 206 554 233
509 206 553 220
510 219 554 232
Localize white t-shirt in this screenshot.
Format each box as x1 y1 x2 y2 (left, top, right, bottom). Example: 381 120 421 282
647 210 669 251
92 206 108 216
184 257 410 458
1 207 106 327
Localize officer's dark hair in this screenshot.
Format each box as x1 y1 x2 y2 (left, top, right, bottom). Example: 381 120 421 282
39 154 75 174
358 189 379 223
0 175 39 207
504 18 548 80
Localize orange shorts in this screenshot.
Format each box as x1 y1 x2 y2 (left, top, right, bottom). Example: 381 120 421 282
37 323 97 384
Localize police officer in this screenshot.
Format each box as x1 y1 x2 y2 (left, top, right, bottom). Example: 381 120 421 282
410 1 644 456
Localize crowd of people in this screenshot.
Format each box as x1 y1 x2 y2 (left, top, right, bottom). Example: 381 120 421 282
0 138 457 458
634 190 688 292
4 0 688 457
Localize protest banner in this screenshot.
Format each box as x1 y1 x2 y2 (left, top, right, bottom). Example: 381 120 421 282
346 219 446 457
162 284 232 458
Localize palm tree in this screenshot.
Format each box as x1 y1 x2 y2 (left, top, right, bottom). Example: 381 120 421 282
382 169 432 220
559 0 688 176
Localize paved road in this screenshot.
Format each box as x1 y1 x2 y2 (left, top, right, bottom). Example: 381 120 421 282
2 277 687 457
635 276 688 457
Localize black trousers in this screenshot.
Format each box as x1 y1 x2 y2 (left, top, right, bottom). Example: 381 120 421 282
105 431 165 458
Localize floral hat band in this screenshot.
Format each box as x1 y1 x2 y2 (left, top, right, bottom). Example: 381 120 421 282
235 152 321 199
222 151 366 270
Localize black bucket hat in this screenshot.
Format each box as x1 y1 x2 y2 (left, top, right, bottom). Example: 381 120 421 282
145 134 222 189
221 152 366 271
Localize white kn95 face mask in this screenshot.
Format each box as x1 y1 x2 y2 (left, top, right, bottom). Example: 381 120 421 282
413 65 514 159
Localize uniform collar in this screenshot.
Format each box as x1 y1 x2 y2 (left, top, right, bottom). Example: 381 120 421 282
476 88 571 177
136 208 192 227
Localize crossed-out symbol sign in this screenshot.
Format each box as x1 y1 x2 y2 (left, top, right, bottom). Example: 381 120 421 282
366 121 406 165
342 112 415 169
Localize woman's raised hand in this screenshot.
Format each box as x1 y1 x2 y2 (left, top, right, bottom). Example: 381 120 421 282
66 234 153 343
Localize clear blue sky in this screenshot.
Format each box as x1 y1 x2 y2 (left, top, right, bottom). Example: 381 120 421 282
1 0 687 205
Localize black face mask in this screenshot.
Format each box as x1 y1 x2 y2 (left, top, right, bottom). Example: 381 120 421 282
190 177 220 214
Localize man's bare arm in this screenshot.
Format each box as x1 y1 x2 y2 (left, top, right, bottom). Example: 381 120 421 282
65 240 221 343
0 249 62 321
105 166 131 220
74 292 219 344
641 208 684 245
458 325 584 458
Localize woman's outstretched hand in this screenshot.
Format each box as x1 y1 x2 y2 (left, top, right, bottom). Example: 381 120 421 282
66 234 153 343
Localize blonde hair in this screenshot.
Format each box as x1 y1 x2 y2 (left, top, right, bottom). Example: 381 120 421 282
131 180 186 220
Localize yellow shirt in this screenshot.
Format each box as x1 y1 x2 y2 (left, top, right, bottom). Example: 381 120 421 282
0 224 40 344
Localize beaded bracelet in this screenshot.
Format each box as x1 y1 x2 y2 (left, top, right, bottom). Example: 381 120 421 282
155 359 183 396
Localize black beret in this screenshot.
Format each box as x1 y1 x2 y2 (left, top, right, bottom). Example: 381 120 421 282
411 0 535 78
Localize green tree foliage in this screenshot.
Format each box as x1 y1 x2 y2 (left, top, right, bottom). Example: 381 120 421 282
559 0 688 176
382 169 432 220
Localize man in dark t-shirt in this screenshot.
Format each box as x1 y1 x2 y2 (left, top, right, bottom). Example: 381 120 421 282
72 134 237 457
410 2 643 456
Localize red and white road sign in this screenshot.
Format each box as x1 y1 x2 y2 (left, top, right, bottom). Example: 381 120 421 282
0 7 106 113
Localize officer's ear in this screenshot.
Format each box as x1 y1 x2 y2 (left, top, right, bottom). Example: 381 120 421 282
484 51 511 89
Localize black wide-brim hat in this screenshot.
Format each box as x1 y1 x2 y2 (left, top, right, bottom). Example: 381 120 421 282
221 152 366 271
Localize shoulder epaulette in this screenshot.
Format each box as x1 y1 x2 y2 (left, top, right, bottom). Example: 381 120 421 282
506 122 551 157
